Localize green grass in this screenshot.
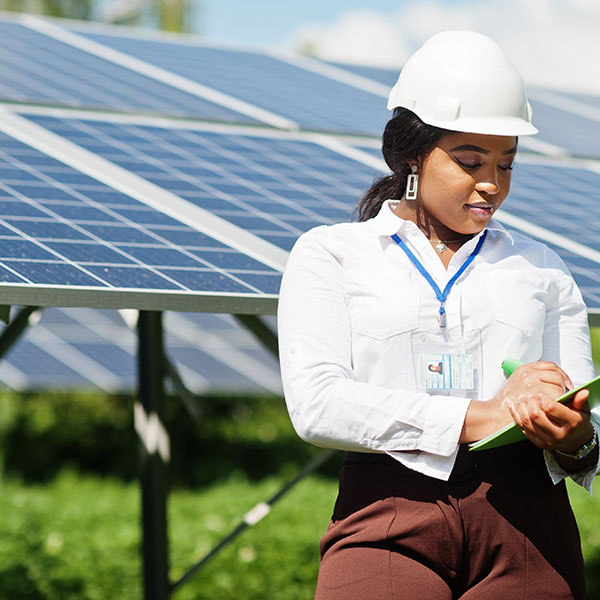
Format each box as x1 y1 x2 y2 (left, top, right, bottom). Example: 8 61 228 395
0 470 338 600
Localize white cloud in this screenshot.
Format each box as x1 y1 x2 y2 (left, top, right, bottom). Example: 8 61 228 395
287 0 600 95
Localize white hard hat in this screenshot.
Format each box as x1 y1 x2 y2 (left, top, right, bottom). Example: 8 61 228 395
387 31 538 136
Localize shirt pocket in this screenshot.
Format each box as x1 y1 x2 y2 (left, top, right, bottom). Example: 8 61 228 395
488 270 547 349
345 265 419 340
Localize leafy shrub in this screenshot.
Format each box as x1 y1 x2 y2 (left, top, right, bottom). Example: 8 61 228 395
0 391 339 486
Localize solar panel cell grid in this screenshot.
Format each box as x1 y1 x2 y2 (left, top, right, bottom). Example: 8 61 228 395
528 100 600 159
74 30 390 136
0 19 254 123
560 90 600 110
23 115 381 253
7 340 90 382
325 61 399 87
0 131 280 295
507 163 600 252
0 308 282 393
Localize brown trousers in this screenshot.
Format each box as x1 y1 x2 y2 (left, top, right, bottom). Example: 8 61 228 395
316 442 585 600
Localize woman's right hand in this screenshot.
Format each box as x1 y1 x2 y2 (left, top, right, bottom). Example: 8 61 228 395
460 361 572 443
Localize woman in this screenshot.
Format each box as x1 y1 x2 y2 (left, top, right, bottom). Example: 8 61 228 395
278 31 600 599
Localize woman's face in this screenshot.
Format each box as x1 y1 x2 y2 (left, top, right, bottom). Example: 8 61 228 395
416 132 517 235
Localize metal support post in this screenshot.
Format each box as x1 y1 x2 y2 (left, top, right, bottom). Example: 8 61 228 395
137 311 170 600
233 314 278 358
0 306 40 360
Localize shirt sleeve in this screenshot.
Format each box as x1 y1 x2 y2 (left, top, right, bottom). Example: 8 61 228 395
543 412 600 495
540 249 599 492
277 227 470 457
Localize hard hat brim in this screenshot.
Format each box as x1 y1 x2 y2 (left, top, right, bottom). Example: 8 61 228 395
416 115 539 137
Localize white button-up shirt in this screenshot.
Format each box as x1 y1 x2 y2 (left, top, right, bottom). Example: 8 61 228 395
278 200 600 489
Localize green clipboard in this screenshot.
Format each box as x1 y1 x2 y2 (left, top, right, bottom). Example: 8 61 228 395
469 359 600 451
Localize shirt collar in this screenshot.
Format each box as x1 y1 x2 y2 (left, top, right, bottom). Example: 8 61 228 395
367 199 514 243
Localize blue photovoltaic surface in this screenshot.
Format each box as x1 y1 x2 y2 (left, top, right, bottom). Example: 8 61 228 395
526 99 600 159
0 307 281 393
0 19 256 124
325 60 398 87
558 90 600 110
71 28 390 136
0 130 280 294
23 115 382 251
531 87 600 111
506 162 600 252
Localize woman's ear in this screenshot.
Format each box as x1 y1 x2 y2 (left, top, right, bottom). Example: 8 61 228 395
408 156 422 172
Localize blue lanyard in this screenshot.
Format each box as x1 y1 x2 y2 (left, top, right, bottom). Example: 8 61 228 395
391 230 487 327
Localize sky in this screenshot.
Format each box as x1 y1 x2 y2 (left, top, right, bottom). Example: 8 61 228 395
194 0 600 95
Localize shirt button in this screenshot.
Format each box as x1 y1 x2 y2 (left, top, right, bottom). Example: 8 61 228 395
290 346 297 355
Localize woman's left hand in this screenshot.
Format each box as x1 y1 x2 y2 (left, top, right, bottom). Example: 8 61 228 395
507 386 593 453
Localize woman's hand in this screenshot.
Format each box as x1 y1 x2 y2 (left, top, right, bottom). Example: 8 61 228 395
503 362 593 453
461 361 593 452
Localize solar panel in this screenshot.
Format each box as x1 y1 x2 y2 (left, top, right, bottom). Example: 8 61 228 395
554 89 600 110
67 26 390 136
0 127 281 311
0 17 258 124
324 61 399 87
20 112 382 251
526 96 600 159
504 161 600 252
0 307 282 394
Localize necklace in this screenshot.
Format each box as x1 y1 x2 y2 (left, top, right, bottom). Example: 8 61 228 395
428 235 474 254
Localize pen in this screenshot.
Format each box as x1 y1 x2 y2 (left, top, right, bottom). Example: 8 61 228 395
501 357 523 377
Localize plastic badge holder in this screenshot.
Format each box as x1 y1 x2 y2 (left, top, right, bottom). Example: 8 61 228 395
469 359 600 451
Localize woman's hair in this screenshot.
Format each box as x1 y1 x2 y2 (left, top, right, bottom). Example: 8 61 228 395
355 108 447 222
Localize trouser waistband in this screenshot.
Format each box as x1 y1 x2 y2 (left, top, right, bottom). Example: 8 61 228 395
344 440 544 483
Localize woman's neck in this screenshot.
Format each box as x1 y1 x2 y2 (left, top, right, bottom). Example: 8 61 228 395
390 200 474 269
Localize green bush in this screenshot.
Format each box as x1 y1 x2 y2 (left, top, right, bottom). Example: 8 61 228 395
0 391 336 487
0 391 135 482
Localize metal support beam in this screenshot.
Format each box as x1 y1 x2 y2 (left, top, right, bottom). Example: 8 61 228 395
233 314 278 358
170 447 336 592
0 306 40 360
164 354 202 421
137 311 170 600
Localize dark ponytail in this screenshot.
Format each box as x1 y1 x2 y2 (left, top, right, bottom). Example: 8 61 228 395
355 108 446 222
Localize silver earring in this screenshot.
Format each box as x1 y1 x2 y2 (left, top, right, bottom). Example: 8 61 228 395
405 165 418 200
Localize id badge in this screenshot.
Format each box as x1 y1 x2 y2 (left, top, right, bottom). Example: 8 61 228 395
412 329 480 393
417 353 474 390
